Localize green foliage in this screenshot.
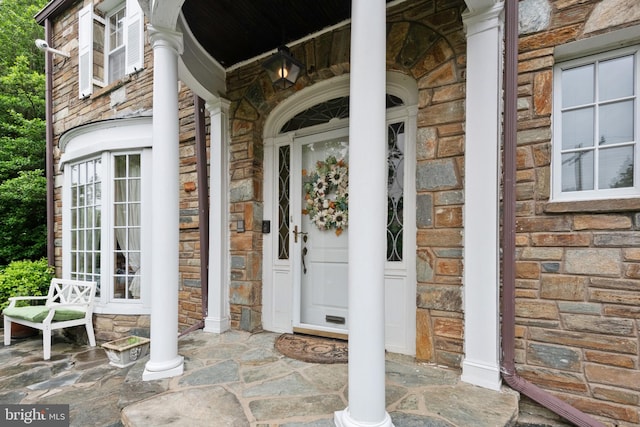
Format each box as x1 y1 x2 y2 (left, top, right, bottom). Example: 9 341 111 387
0 170 47 265
0 0 48 264
0 0 47 74
0 56 47 183
0 55 46 122
0 258 53 311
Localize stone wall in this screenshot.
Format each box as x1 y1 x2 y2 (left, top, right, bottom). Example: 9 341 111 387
176 84 205 330
49 0 204 338
515 0 640 424
224 0 470 362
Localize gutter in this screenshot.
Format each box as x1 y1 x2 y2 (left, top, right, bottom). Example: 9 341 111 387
178 95 209 337
35 0 75 25
44 19 55 266
501 1 605 426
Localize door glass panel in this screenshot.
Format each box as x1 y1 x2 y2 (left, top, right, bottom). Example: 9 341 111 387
278 145 290 260
280 94 404 133
387 122 405 262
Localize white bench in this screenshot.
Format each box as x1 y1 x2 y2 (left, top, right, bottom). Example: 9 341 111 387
3 278 97 360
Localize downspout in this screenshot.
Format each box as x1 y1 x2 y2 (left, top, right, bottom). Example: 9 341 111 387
178 95 208 337
44 19 55 266
501 1 605 426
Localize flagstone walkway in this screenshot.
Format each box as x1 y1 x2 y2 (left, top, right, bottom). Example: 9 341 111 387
0 329 520 426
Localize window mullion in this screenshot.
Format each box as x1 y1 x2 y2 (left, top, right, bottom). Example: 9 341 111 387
594 58 600 190
635 52 639 190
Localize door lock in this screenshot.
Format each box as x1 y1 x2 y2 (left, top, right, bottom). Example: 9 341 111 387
293 225 308 243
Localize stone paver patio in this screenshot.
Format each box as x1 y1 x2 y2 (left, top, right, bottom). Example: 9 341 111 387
0 329 520 426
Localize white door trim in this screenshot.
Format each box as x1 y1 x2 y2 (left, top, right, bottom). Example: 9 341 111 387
262 73 418 356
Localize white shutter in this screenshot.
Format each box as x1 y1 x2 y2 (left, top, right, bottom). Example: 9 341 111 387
78 3 94 98
125 0 144 74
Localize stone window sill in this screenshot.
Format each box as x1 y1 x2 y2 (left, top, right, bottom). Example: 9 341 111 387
90 69 143 100
544 198 640 213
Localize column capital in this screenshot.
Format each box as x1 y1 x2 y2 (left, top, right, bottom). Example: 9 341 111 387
148 25 184 55
462 2 504 37
205 98 231 116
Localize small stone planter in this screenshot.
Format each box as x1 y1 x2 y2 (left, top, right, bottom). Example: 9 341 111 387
102 336 150 368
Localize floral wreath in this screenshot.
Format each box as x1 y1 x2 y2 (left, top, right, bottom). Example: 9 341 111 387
302 155 348 236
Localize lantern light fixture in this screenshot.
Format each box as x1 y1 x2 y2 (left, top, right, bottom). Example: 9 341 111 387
262 45 304 89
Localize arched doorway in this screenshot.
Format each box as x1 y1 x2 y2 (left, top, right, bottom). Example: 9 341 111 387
262 72 418 355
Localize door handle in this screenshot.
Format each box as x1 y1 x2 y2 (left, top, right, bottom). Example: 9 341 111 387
302 246 308 274
293 225 308 243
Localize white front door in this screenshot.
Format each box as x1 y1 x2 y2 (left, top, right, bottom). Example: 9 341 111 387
292 131 349 335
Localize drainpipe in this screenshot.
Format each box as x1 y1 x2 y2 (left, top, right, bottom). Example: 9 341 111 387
501 1 605 426
44 19 55 266
178 95 208 337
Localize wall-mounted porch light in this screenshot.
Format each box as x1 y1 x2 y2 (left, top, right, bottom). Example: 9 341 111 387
262 46 304 89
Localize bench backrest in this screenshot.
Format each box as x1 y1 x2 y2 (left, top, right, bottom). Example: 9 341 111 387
47 279 96 308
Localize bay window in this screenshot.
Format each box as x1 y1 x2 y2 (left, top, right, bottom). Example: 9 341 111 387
61 118 152 313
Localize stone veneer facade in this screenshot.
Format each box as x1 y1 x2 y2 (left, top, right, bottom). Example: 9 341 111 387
48 0 204 341
513 0 640 424
45 0 640 424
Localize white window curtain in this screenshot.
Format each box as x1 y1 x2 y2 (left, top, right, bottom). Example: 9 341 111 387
114 156 141 299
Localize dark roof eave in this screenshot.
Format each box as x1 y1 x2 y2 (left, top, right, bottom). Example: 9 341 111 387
35 0 77 25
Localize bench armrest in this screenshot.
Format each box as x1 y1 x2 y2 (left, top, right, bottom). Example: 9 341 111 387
6 296 48 309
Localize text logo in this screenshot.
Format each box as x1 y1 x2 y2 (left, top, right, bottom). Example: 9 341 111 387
1 405 69 426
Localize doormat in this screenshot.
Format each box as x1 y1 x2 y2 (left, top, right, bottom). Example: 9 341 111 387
275 333 348 364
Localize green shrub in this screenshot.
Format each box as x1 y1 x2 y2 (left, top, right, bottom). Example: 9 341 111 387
0 258 53 311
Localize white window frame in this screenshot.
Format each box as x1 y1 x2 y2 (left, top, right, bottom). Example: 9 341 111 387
106 4 126 83
552 44 640 201
60 118 152 314
77 0 144 98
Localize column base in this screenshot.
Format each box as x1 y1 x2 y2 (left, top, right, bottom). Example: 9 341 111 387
461 358 501 391
142 355 184 381
203 316 230 334
334 408 394 427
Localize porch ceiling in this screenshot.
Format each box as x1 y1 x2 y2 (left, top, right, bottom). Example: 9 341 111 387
181 0 387 68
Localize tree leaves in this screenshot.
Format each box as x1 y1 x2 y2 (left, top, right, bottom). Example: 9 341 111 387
0 0 48 265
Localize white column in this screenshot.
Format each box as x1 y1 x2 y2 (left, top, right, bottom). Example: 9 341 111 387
334 0 392 426
461 3 504 391
143 26 184 381
204 99 231 333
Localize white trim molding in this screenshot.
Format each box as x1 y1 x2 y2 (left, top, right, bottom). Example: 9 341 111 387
59 116 153 169
461 1 504 392
204 98 232 334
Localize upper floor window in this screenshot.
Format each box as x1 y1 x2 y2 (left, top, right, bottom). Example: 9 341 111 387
552 45 639 201
78 0 144 98
107 5 126 82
